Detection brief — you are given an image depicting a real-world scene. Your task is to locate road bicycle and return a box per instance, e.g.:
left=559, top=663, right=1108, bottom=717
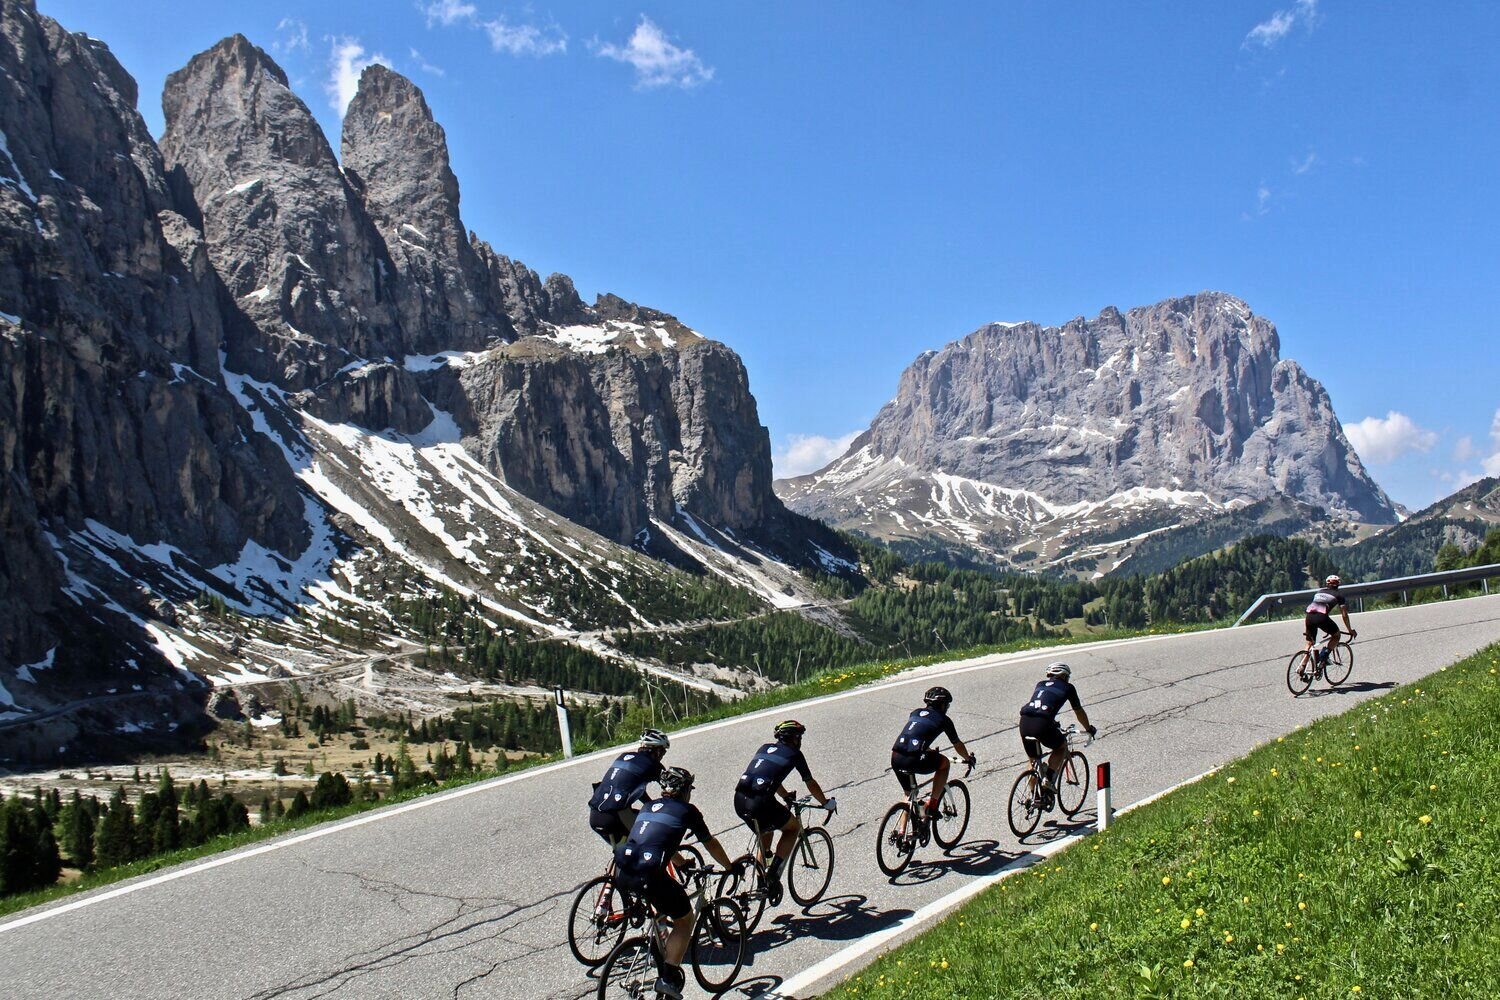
left=567, top=843, right=703, bottom=967
left=595, top=866, right=747, bottom=998
left=716, top=797, right=836, bottom=931
left=875, top=754, right=974, bottom=877
left=1006, top=725, right=1092, bottom=838
left=1287, top=632, right=1355, bottom=696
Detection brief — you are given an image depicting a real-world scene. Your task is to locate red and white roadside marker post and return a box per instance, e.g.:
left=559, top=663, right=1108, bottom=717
left=555, top=686, right=574, bottom=759
left=1097, top=761, right=1114, bottom=831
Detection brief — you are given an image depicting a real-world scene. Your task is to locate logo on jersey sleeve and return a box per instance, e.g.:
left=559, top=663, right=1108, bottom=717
left=650, top=803, right=663, bottom=812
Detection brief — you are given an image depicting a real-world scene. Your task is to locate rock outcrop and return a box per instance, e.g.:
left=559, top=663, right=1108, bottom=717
left=0, top=1, right=311, bottom=755
left=780, top=293, right=1399, bottom=573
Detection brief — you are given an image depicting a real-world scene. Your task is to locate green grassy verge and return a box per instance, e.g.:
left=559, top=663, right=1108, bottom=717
left=0, top=621, right=1209, bottom=919
left=825, top=644, right=1500, bottom=999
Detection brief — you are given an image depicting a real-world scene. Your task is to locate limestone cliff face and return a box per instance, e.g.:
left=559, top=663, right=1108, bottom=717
left=0, top=1, right=308, bottom=751
left=781, top=293, right=1398, bottom=572
left=165, top=49, right=792, bottom=548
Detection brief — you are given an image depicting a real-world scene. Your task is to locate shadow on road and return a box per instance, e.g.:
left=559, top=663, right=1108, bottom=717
left=1305, top=681, right=1396, bottom=697
left=1014, top=813, right=1094, bottom=847
left=743, top=893, right=914, bottom=954
left=731, top=974, right=785, bottom=997
left=889, top=838, right=1021, bottom=886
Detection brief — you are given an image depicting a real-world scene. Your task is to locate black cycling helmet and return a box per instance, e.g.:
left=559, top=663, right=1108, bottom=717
left=923, top=686, right=953, bottom=709
left=773, top=719, right=806, bottom=742
left=658, top=766, right=695, bottom=797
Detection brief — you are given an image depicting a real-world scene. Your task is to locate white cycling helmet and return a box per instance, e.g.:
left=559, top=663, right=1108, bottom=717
left=638, top=728, right=670, bottom=752
left=1046, top=662, right=1072, bottom=680
left=1325, top=575, right=1341, bottom=588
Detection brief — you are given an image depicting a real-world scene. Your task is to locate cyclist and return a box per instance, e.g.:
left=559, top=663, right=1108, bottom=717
left=1304, top=574, right=1356, bottom=666
left=733, top=720, right=837, bottom=904
left=587, top=728, right=670, bottom=848
left=890, top=686, right=976, bottom=828
left=615, top=766, right=734, bottom=1000
left=1018, top=663, right=1096, bottom=797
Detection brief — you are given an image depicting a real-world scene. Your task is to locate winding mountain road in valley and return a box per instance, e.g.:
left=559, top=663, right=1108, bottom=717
left=4, top=596, right=1498, bottom=999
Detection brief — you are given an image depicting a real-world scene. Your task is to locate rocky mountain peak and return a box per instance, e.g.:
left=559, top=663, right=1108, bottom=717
left=780, top=291, right=1399, bottom=575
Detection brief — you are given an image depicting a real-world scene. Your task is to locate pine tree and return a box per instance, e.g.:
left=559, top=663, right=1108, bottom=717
left=94, top=788, right=135, bottom=869
left=259, top=796, right=273, bottom=826
left=287, top=790, right=310, bottom=819
left=63, top=792, right=95, bottom=871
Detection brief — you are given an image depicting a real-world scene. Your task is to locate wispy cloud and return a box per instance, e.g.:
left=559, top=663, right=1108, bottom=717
left=273, top=17, right=310, bottom=56
left=484, top=17, right=568, bottom=57
left=1345, top=411, right=1438, bottom=464
left=594, top=16, right=713, bottom=89
left=1291, top=150, right=1319, bottom=175
left=326, top=37, right=390, bottom=115
left=773, top=432, right=860, bottom=478
left=1244, top=0, right=1320, bottom=49
left=411, top=48, right=445, bottom=76
left=422, top=0, right=477, bottom=27
left=1255, top=183, right=1273, bottom=216
left=1486, top=409, right=1500, bottom=477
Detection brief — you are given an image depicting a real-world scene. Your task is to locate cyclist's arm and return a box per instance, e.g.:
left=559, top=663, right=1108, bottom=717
left=943, top=715, right=974, bottom=763
left=1075, top=706, right=1093, bottom=731
left=804, top=777, right=830, bottom=807
left=1340, top=605, right=1353, bottom=634
left=951, top=737, right=974, bottom=763
left=686, top=808, right=734, bottom=868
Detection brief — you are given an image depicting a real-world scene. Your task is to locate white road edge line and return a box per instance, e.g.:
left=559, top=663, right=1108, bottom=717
left=776, top=766, right=1222, bottom=999
left=0, top=598, right=1464, bottom=935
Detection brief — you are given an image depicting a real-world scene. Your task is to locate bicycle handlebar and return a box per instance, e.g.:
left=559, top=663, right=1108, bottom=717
left=794, top=795, right=837, bottom=816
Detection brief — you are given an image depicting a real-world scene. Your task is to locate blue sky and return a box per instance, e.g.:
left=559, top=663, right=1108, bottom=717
left=43, top=0, right=1500, bottom=508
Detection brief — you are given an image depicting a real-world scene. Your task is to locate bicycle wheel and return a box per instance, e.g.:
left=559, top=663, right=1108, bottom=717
left=1007, top=771, right=1042, bottom=838
left=716, top=855, right=766, bottom=932
left=596, top=934, right=656, bottom=1000
left=1286, top=651, right=1313, bottom=696
left=671, top=844, right=704, bottom=884
left=875, top=802, right=916, bottom=877
left=788, top=826, right=835, bottom=906
left=568, top=874, right=630, bottom=967
left=1058, top=751, right=1091, bottom=817
left=1324, top=643, right=1354, bottom=686
left=932, top=779, right=970, bottom=849
left=691, top=897, right=747, bottom=994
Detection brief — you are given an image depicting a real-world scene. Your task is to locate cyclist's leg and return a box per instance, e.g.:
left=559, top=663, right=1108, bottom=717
left=638, top=870, right=693, bottom=996
left=927, top=754, right=951, bottom=813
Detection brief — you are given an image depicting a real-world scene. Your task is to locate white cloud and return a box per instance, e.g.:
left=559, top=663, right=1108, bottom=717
left=1454, top=435, right=1477, bottom=462
left=1245, top=0, right=1320, bottom=49
left=273, top=18, right=310, bottom=55
left=1345, top=411, right=1438, bottom=464
left=484, top=17, right=568, bottom=57
left=411, top=48, right=445, bottom=76
left=594, top=16, right=713, bottom=89
left=1292, top=151, right=1319, bottom=175
left=326, top=37, right=390, bottom=116
left=422, top=0, right=477, bottom=27
left=1256, top=183, right=1272, bottom=215
left=773, top=432, right=860, bottom=479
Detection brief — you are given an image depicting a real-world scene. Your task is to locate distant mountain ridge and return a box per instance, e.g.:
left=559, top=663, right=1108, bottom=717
left=778, top=292, right=1400, bottom=575
left=1339, top=477, right=1500, bottom=580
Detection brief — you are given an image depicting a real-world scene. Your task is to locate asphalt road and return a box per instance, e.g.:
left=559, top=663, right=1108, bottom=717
left=4, top=595, right=1499, bottom=1000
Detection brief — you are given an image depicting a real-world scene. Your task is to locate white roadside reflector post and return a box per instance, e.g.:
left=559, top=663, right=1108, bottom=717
left=555, top=686, right=574, bottom=759
left=1097, top=761, right=1113, bottom=831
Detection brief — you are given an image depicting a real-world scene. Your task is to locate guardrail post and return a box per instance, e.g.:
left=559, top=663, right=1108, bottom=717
left=1486, top=579, right=1491, bottom=595
left=1443, top=584, right=1449, bottom=598
left=554, top=686, right=574, bottom=759
left=1096, top=762, right=1113, bottom=831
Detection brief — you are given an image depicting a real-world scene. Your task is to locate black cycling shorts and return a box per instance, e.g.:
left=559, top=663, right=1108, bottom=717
left=589, top=807, right=636, bottom=847
left=1305, top=612, right=1339, bottom=643
left=733, top=790, right=792, bottom=833
left=618, top=866, right=690, bottom=920
left=1019, top=715, right=1065, bottom=759
left=891, top=749, right=943, bottom=775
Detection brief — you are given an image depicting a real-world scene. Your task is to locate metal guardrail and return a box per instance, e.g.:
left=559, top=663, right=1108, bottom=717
left=1234, top=563, right=1500, bottom=627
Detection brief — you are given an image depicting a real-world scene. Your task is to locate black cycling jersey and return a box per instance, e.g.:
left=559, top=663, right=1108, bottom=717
left=891, top=707, right=959, bottom=755
left=1019, top=678, right=1082, bottom=720
left=615, top=797, right=712, bottom=875
left=735, top=741, right=813, bottom=796
left=588, top=751, right=662, bottom=811
left=1305, top=589, right=1347, bottom=615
